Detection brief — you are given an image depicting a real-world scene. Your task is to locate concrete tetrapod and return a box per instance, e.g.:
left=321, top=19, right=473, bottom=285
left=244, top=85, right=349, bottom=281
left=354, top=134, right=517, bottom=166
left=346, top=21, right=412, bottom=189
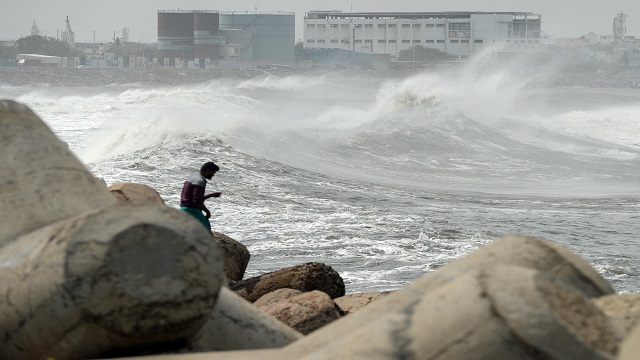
left=0, top=204, right=225, bottom=360
left=186, top=287, right=303, bottom=351
left=300, top=264, right=618, bottom=360
left=617, top=321, right=640, bottom=360
left=0, top=99, right=116, bottom=245
left=280, top=234, right=615, bottom=357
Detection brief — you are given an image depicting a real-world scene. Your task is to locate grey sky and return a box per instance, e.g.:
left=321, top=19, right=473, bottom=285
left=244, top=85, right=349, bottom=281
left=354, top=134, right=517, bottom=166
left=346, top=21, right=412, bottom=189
left=2, top=0, right=639, bottom=43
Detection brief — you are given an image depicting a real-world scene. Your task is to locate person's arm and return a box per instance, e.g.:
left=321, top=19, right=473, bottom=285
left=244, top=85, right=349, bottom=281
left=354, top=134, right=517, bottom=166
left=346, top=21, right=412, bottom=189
left=205, top=192, right=222, bottom=199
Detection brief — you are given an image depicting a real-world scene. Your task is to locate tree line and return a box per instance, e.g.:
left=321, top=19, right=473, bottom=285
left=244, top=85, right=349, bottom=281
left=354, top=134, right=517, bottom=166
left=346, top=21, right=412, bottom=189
left=0, top=35, right=152, bottom=62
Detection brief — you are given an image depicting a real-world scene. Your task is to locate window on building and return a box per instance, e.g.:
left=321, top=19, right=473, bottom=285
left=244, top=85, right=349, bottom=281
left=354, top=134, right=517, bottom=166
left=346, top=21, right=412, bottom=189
left=331, top=24, right=338, bottom=28
left=341, top=39, right=350, bottom=43
left=378, top=24, right=386, bottom=28
left=413, top=40, right=420, bottom=43
left=436, top=24, right=445, bottom=28
left=402, top=24, right=411, bottom=28
left=318, top=24, right=326, bottom=28
left=413, top=24, right=420, bottom=28
left=364, top=39, right=373, bottom=43
left=378, top=39, right=386, bottom=43
left=355, top=39, right=362, bottom=43
left=425, top=40, right=434, bottom=43
left=449, top=23, right=471, bottom=30
left=331, top=39, right=338, bottom=43
left=437, top=39, right=445, bottom=43
left=388, top=24, right=396, bottom=28
left=461, top=39, right=469, bottom=43
left=307, top=39, right=315, bottom=43
left=450, top=39, right=459, bottom=43
left=365, top=24, right=373, bottom=28
left=402, top=40, right=410, bottom=43
left=317, top=39, right=325, bottom=43
left=341, top=24, right=349, bottom=28
left=307, top=24, right=315, bottom=28
left=389, top=39, right=396, bottom=43
left=354, top=24, right=362, bottom=28
left=425, top=24, right=435, bottom=28
left=474, top=39, right=483, bottom=43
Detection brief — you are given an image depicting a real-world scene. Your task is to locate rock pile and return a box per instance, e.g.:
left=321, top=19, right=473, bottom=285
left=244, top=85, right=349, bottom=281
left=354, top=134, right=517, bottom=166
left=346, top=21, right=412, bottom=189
left=2, top=99, right=640, bottom=360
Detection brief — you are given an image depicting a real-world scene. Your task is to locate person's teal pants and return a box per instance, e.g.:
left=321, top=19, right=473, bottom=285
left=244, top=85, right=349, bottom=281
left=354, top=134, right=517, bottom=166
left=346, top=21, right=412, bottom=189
left=180, top=206, right=211, bottom=231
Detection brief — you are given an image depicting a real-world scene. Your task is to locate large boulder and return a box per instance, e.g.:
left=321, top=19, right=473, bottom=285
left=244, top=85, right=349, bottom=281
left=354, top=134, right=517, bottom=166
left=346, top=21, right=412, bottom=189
left=258, top=290, right=343, bottom=335
left=212, top=232, right=250, bottom=282
left=108, top=182, right=165, bottom=204
left=254, top=288, right=304, bottom=308
left=230, top=262, right=345, bottom=302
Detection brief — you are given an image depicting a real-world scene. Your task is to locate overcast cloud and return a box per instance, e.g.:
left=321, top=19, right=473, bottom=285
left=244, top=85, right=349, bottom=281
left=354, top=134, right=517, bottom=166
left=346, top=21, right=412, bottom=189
left=1, top=0, right=638, bottom=43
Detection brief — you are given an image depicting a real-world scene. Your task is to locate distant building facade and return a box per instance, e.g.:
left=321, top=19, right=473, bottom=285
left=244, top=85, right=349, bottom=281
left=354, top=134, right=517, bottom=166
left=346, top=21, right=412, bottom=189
left=219, top=11, right=295, bottom=62
left=157, top=10, right=295, bottom=68
left=303, top=11, right=543, bottom=59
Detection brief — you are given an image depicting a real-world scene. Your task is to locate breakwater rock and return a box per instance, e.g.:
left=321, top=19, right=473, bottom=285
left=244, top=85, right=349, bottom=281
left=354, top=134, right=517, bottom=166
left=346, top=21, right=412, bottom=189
left=2, top=99, right=640, bottom=360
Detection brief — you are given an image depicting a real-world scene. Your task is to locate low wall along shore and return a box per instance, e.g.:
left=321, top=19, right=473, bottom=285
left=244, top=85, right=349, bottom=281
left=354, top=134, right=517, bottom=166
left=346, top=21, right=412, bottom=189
left=2, top=99, right=640, bottom=360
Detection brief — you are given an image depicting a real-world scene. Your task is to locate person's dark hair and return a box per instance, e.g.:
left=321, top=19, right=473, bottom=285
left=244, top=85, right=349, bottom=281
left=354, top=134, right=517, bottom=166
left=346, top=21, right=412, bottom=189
left=201, top=161, right=219, bottom=172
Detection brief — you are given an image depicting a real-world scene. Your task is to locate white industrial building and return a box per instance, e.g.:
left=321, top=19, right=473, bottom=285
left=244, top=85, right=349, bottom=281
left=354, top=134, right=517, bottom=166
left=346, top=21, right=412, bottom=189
left=303, top=11, right=543, bottom=59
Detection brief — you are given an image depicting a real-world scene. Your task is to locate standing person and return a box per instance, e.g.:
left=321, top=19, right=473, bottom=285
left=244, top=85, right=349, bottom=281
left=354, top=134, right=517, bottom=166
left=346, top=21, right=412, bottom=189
left=180, top=161, right=222, bottom=231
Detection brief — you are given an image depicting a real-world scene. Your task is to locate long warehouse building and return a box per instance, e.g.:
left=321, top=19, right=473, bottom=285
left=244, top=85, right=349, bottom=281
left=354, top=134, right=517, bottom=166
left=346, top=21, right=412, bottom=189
left=303, top=11, right=543, bottom=59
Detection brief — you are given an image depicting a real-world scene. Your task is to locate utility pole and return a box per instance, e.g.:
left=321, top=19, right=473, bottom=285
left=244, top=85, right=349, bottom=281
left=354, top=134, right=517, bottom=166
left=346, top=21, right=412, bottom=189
left=93, top=31, right=96, bottom=44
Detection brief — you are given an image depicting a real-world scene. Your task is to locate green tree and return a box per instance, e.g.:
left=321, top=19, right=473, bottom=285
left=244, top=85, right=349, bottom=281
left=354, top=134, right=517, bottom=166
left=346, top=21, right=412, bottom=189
left=14, top=35, right=82, bottom=58
left=398, top=45, right=456, bottom=62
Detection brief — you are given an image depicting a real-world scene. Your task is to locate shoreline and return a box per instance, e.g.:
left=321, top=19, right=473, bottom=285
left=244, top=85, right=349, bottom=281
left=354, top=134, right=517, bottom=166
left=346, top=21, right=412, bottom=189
left=1, top=66, right=640, bottom=88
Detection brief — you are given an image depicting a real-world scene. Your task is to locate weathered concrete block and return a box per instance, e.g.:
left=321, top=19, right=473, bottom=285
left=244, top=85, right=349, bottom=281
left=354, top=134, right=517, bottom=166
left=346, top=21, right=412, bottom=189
left=230, top=262, right=345, bottom=302
left=334, top=291, right=392, bottom=315
left=0, top=204, right=225, bottom=360
left=594, top=294, right=640, bottom=338
left=259, top=290, right=343, bottom=335
left=212, top=232, right=250, bottom=282
left=281, top=235, right=615, bottom=357
left=186, top=287, right=303, bottom=351
left=297, top=265, right=618, bottom=359
left=618, top=321, right=640, bottom=360
left=0, top=100, right=115, bottom=245
left=108, top=182, right=165, bottom=204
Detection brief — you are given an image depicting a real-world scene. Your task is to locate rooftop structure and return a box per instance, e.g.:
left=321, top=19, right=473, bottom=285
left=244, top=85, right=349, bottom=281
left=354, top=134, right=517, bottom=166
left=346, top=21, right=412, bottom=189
left=304, top=11, right=543, bottom=59
left=61, top=16, right=75, bottom=48
left=31, top=20, right=39, bottom=36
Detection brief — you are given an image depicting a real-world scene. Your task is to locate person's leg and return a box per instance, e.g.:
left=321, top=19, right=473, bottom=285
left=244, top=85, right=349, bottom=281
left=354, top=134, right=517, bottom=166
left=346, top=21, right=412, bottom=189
left=180, top=206, right=211, bottom=231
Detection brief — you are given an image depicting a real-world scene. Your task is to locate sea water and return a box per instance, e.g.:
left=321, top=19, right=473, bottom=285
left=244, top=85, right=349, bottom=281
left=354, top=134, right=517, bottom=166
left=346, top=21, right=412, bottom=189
left=2, top=59, right=640, bottom=294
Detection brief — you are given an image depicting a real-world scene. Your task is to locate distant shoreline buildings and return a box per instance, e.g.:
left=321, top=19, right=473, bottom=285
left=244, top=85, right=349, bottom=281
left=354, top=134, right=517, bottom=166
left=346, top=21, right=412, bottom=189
left=2, top=9, right=639, bottom=69
left=303, top=11, right=546, bottom=60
